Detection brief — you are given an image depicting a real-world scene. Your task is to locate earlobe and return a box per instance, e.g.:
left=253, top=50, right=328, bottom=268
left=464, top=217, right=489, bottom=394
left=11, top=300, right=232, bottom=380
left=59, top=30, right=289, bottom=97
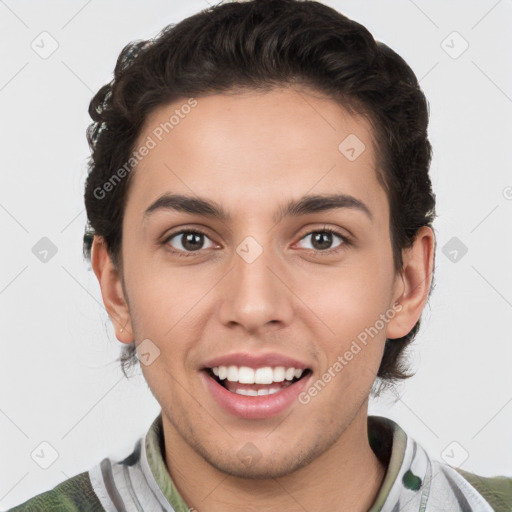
left=386, top=226, right=435, bottom=340
left=91, top=236, right=134, bottom=344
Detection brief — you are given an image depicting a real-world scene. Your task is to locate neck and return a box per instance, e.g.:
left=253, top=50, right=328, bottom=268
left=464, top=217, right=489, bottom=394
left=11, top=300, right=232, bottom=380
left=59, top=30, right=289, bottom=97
left=162, top=404, right=386, bottom=512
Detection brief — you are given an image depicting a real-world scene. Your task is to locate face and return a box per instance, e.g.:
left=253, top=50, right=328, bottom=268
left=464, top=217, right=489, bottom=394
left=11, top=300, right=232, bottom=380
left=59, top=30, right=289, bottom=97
left=116, top=87, right=404, bottom=478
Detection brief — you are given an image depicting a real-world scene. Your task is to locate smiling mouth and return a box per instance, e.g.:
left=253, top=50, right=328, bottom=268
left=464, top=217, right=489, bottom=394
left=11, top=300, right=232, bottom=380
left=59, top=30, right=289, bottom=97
left=205, top=365, right=312, bottom=396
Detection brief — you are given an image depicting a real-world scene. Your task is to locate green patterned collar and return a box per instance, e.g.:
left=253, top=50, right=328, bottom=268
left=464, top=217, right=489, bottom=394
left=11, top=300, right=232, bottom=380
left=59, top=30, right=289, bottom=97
left=143, top=412, right=406, bottom=511
left=145, top=413, right=190, bottom=511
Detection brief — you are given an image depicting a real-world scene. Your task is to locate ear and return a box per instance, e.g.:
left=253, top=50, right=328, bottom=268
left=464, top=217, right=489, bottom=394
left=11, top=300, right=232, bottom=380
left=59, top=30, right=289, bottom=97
left=386, top=226, right=435, bottom=339
left=91, top=236, right=134, bottom=344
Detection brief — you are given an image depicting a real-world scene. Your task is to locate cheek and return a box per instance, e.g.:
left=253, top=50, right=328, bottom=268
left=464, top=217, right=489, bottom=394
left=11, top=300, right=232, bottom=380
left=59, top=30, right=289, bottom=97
left=308, top=264, right=394, bottom=331
left=124, top=249, right=205, bottom=325
left=123, top=259, right=217, bottom=370
left=300, top=261, right=394, bottom=385
left=304, top=278, right=390, bottom=405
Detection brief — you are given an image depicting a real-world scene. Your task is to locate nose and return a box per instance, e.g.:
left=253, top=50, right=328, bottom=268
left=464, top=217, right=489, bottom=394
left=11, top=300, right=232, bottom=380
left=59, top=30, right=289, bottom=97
left=217, top=238, right=294, bottom=334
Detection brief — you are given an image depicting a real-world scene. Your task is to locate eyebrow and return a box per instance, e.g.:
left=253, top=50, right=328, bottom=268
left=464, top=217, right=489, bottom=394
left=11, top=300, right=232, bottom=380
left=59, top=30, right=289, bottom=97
left=143, top=193, right=373, bottom=223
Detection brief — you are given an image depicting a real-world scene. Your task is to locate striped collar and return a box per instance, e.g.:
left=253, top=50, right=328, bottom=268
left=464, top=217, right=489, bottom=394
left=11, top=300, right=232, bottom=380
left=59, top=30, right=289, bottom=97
left=88, top=413, right=493, bottom=511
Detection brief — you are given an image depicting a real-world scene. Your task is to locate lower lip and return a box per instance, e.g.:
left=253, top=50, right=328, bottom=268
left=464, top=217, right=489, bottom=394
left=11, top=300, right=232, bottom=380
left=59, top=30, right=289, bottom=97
left=202, top=371, right=311, bottom=420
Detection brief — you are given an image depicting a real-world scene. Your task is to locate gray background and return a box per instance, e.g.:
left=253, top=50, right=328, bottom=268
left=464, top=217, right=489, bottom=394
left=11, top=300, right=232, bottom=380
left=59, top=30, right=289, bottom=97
left=1, top=0, right=511, bottom=509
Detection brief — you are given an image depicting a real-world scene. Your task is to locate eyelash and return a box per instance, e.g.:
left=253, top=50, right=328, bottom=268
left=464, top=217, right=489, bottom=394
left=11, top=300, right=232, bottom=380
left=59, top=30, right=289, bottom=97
left=162, top=227, right=351, bottom=259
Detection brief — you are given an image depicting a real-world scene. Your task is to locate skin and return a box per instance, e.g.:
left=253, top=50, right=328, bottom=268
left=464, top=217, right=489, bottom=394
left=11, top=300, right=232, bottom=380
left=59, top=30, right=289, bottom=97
left=92, top=86, right=434, bottom=512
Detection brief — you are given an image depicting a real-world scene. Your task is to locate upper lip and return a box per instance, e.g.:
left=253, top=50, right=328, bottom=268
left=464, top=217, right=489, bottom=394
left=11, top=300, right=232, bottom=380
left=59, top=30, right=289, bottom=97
left=202, top=352, right=310, bottom=370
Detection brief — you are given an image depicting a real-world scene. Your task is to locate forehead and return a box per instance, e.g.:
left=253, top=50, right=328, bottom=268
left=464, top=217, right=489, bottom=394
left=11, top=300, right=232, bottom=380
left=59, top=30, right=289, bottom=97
left=127, top=87, right=387, bottom=224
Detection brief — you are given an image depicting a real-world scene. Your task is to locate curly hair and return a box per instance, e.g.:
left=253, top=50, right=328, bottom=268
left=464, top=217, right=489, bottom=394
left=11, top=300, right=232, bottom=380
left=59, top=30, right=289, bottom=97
left=83, top=0, right=436, bottom=386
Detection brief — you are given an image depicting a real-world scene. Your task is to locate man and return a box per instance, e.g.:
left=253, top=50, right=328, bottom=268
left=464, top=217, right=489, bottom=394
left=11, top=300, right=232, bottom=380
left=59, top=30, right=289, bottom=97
left=9, top=0, right=511, bottom=510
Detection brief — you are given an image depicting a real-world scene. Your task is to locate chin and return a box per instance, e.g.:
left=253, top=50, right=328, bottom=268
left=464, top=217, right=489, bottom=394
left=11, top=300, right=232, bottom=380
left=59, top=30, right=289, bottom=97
left=210, top=457, right=307, bottom=480
left=199, top=439, right=326, bottom=480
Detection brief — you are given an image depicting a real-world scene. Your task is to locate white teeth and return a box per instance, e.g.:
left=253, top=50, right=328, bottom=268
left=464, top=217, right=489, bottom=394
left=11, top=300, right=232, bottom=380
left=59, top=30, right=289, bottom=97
left=272, top=366, right=285, bottom=382
left=285, top=367, right=295, bottom=381
left=238, top=366, right=255, bottom=384
left=233, top=385, right=289, bottom=396
left=227, top=365, right=238, bottom=382
left=255, top=367, right=273, bottom=384
left=256, top=387, right=282, bottom=396
left=232, top=388, right=258, bottom=396
left=211, top=365, right=306, bottom=384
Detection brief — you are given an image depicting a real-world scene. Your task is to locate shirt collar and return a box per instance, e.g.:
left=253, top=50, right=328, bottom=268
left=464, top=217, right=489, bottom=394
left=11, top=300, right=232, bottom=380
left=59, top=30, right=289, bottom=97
left=367, top=415, right=409, bottom=511
left=145, top=413, right=189, bottom=511
left=144, top=412, right=408, bottom=511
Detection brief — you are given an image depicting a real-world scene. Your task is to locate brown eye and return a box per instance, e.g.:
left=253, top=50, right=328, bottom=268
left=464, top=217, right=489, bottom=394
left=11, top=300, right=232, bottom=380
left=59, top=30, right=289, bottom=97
left=165, top=230, right=215, bottom=253
left=297, top=229, right=346, bottom=252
